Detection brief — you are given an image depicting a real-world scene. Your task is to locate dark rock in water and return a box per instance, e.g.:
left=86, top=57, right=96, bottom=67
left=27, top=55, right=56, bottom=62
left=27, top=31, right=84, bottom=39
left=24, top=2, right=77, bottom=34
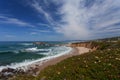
left=33, top=42, right=52, bottom=46
left=1, top=68, right=15, bottom=73
left=0, top=68, right=25, bottom=79
left=0, top=68, right=15, bottom=79
left=33, top=42, right=46, bottom=45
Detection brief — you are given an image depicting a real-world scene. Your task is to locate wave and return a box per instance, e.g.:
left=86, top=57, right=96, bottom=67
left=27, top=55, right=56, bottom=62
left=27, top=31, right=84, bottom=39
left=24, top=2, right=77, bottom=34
left=0, top=50, right=20, bottom=54
left=19, top=43, right=33, bottom=46
left=22, top=47, right=51, bottom=53
left=0, top=47, right=50, bottom=53
left=0, top=46, right=72, bottom=72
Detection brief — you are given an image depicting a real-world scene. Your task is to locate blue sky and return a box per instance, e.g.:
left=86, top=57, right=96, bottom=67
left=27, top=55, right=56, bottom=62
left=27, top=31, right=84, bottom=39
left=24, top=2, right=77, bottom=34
left=0, top=0, right=120, bottom=41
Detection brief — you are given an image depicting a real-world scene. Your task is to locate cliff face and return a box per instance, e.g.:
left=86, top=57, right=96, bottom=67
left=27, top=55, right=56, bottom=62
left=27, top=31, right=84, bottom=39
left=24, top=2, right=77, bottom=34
left=70, top=42, right=99, bottom=51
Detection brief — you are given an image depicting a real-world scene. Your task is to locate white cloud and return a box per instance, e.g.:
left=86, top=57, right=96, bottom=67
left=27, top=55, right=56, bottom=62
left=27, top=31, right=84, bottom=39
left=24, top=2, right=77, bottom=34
left=54, top=0, right=91, bottom=39
left=30, top=32, right=37, bottom=35
left=94, top=19, right=120, bottom=29
left=31, top=0, right=55, bottom=26
left=25, top=0, right=120, bottom=40
left=53, top=0, right=120, bottom=39
left=32, top=29, right=51, bottom=33
left=37, top=23, right=51, bottom=27
left=0, top=15, right=34, bottom=27
left=38, top=30, right=51, bottom=32
left=5, top=35, right=16, bottom=38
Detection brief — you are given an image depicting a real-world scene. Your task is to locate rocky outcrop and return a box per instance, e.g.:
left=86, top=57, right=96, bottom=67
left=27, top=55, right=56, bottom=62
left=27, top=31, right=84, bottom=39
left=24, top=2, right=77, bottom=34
left=70, top=42, right=99, bottom=51
left=0, top=68, right=25, bottom=79
left=33, top=42, right=66, bottom=47
left=33, top=42, right=51, bottom=46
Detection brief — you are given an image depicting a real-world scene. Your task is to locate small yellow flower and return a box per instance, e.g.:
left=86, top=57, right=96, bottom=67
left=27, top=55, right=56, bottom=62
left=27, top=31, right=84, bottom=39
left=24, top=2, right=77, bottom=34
left=64, top=66, right=66, bottom=69
left=115, top=58, right=120, bottom=60
left=85, top=65, right=88, bottom=67
left=94, top=61, right=97, bottom=64
left=108, top=63, right=111, bottom=66
left=95, top=56, right=99, bottom=59
left=84, top=60, right=86, bottom=63
left=57, top=72, right=61, bottom=75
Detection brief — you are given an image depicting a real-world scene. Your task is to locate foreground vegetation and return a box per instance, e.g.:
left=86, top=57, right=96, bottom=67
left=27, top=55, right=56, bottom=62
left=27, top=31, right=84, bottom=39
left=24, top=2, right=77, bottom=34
left=8, top=37, right=120, bottom=80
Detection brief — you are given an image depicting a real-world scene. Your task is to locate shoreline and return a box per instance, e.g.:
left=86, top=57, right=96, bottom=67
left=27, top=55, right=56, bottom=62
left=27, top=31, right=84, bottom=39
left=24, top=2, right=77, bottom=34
left=26, top=47, right=90, bottom=75
left=0, top=47, right=90, bottom=78
left=0, top=46, right=72, bottom=72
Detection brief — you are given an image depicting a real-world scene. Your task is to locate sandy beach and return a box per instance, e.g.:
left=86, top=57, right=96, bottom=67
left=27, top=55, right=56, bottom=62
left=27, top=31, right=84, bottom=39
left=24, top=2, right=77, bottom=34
left=27, top=47, right=90, bottom=75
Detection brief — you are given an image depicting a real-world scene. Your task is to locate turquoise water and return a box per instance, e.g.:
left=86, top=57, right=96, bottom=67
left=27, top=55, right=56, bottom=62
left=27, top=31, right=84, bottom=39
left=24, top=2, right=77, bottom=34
left=0, top=41, right=72, bottom=70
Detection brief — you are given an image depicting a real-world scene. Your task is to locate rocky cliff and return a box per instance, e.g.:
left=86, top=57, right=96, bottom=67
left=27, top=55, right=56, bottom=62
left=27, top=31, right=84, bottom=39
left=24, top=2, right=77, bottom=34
left=70, top=42, right=99, bottom=51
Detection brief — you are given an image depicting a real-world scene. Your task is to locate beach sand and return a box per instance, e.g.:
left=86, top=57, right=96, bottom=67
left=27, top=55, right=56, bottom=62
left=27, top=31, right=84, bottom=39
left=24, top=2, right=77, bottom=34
left=26, top=47, right=90, bottom=75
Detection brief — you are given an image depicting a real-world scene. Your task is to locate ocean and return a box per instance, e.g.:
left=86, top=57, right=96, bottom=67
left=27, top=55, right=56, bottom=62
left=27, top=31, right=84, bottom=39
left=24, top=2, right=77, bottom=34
left=0, top=41, right=72, bottom=71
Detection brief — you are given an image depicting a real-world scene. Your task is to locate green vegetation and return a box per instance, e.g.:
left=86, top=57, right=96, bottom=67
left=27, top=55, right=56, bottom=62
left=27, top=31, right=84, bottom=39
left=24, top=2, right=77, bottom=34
left=9, top=38, right=120, bottom=80
left=91, top=40, right=120, bottom=50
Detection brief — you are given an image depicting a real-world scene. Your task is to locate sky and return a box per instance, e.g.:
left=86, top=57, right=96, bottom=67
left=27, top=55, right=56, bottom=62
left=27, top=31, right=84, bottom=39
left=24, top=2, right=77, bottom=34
left=0, top=0, right=120, bottom=41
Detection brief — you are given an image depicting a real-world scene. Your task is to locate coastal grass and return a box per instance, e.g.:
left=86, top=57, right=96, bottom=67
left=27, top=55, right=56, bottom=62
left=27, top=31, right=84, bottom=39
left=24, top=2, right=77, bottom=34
left=10, top=40, right=120, bottom=80
left=35, top=48, right=120, bottom=80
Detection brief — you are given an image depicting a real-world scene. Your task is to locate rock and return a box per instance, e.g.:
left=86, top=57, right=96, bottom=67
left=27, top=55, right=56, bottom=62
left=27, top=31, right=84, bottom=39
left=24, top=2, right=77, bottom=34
left=0, top=68, right=15, bottom=79
left=70, top=42, right=98, bottom=50
left=33, top=42, right=46, bottom=45
left=1, top=68, right=15, bottom=73
left=2, top=72, right=13, bottom=76
left=33, top=42, right=52, bottom=46
left=0, top=68, right=25, bottom=79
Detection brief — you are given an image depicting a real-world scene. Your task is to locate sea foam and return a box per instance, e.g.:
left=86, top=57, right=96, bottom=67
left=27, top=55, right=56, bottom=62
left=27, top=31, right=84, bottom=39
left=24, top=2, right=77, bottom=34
left=24, top=47, right=51, bottom=52
left=0, top=46, right=72, bottom=72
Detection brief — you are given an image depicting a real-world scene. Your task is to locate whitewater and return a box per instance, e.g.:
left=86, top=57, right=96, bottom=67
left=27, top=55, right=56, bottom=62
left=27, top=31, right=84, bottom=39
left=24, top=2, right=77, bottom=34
left=0, top=42, right=72, bottom=72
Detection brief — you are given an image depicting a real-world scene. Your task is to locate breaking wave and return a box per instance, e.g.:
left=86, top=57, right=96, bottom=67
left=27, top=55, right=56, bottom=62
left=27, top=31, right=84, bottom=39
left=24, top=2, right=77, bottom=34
left=0, top=46, right=72, bottom=72
left=23, top=47, right=51, bottom=52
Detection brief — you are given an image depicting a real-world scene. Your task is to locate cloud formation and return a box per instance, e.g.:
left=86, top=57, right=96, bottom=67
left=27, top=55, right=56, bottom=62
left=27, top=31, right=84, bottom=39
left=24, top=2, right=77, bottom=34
left=32, top=29, right=52, bottom=33
left=5, top=35, right=16, bottom=38
left=53, top=0, right=120, bottom=39
left=27, top=0, right=120, bottom=40
left=54, top=0, right=90, bottom=39
left=30, top=32, right=37, bottom=35
left=30, top=0, right=55, bottom=26
left=0, top=15, right=34, bottom=27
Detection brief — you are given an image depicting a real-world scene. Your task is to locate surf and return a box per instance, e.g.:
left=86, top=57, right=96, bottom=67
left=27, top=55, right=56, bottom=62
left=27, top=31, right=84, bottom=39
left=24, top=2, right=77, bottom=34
left=0, top=41, right=72, bottom=72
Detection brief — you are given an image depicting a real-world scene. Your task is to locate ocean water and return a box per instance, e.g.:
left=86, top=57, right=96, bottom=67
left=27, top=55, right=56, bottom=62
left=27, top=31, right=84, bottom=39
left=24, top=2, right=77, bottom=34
left=0, top=41, right=72, bottom=71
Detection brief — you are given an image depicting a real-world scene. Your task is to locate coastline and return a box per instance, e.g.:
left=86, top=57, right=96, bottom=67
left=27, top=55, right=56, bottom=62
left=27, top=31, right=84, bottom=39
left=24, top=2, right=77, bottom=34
left=0, top=46, right=90, bottom=79
left=0, top=46, right=72, bottom=72
left=26, top=47, right=90, bottom=75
